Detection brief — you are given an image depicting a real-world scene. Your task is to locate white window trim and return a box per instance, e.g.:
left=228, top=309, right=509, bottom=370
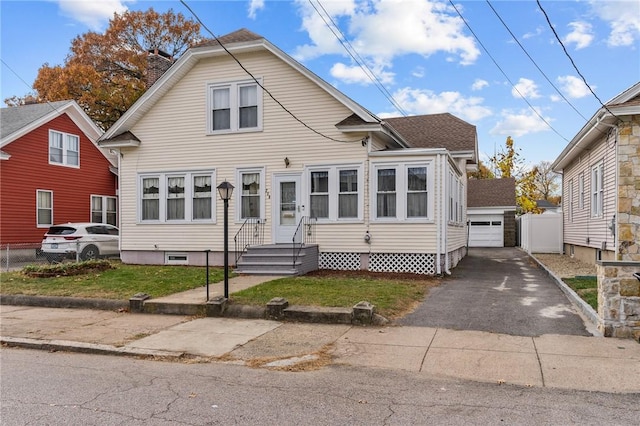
left=36, top=189, right=53, bottom=228
left=304, top=164, right=364, bottom=223
left=138, top=170, right=216, bottom=223
left=49, top=129, right=80, bottom=168
left=90, top=195, right=117, bottom=225
left=235, top=167, right=266, bottom=222
left=578, top=173, right=584, bottom=210
left=207, top=79, right=263, bottom=134
left=370, top=160, right=434, bottom=222
left=568, top=179, right=574, bottom=223
left=591, top=161, right=604, bottom=218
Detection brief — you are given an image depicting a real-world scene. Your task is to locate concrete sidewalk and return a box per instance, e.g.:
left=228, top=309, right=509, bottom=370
left=2, top=304, right=639, bottom=394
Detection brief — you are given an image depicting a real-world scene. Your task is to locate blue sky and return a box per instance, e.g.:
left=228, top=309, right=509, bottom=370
left=1, top=0, right=639, bottom=167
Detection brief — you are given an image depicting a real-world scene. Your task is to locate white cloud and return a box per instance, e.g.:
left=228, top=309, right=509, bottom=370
left=563, top=21, right=594, bottom=50
left=522, top=26, right=544, bottom=40
left=412, top=66, right=425, bottom=78
left=248, top=0, right=265, bottom=20
left=472, top=79, right=488, bottom=91
left=490, top=109, right=551, bottom=137
left=557, top=75, right=592, bottom=99
left=330, top=62, right=395, bottom=85
left=57, top=0, right=129, bottom=31
left=293, top=0, right=480, bottom=85
left=512, top=78, right=541, bottom=99
left=589, top=0, right=640, bottom=47
left=390, top=87, right=492, bottom=122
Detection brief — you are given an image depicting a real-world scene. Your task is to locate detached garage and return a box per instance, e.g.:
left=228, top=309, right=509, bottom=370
left=467, top=178, right=516, bottom=248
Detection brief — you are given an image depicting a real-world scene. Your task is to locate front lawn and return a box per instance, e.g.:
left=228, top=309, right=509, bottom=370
left=231, top=270, right=438, bottom=319
left=1, top=261, right=221, bottom=300
left=563, top=276, right=598, bottom=310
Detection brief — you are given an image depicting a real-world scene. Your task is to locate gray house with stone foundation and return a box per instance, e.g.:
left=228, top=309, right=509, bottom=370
left=552, top=81, right=640, bottom=339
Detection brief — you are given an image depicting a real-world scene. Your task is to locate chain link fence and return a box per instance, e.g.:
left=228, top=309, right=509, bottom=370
left=1, top=241, right=120, bottom=272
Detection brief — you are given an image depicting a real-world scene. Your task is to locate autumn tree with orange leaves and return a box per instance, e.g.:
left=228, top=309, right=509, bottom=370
left=11, top=8, right=202, bottom=129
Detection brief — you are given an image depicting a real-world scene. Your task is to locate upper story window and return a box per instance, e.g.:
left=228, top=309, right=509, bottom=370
left=208, top=80, right=262, bottom=134
left=139, top=171, right=216, bottom=223
left=49, top=130, right=79, bottom=167
left=591, top=161, right=604, bottom=218
left=372, top=161, right=433, bottom=222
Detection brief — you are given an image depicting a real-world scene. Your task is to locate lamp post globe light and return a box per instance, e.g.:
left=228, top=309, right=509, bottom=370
left=217, top=181, right=234, bottom=300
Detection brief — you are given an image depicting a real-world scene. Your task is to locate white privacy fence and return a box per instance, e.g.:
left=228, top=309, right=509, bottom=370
left=519, top=213, right=563, bottom=254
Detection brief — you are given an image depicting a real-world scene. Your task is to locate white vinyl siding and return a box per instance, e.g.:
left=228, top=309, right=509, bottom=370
left=36, top=190, right=53, bottom=227
left=207, top=79, right=262, bottom=134
left=49, top=130, right=79, bottom=167
left=139, top=171, right=216, bottom=223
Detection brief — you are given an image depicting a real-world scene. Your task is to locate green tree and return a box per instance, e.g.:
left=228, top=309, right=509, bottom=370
left=490, top=136, right=541, bottom=214
left=10, top=8, right=202, bottom=129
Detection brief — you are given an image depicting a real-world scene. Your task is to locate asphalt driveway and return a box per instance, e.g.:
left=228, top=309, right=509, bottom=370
left=398, top=247, right=592, bottom=337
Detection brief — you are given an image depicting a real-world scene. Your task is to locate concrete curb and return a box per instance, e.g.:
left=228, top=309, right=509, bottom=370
left=1, top=336, right=184, bottom=359
left=0, top=294, right=128, bottom=311
left=528, top=253, right=601, bottom=334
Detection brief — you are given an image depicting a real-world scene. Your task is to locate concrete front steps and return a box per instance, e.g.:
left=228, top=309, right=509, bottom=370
left=234, top=244, right=318, bottom=276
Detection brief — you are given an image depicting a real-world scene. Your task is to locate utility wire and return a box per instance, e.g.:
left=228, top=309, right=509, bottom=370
left=180, top=0, right=363, bottom=144
left=486, top=0, right=590, bottom=123
left=447, top=0, right=570, bottom=142
left=311, top=0, right=408, bottom=116
left=536, top=0, right=619, bottom=119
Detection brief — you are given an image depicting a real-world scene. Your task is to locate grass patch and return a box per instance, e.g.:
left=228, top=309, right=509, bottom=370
left=1, top=261, right=225, bottom=300
left=563, top=276, right=598, bottom=310
left=231, top=270, right=439, bottom=319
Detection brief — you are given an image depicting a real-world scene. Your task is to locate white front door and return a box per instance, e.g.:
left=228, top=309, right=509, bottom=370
left=274, top=173, right=302, bottom=243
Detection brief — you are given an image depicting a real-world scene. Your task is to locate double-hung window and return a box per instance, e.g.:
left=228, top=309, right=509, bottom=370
left=208, top=80, right=262, bottom=133
left=310, top=171, right=329, bottom=219
left=239, top=170, right=262, bottom=219
left=568, top=179, right=574, bottom=222
left=591, top=162, right=604, bottom=217
left=373, top=162, right=432, bottom=221
left=140, top=171, right=216, bottom=223
left=37, top=190, right=53, bottom=227
left=578, top=173, right=584, bottom=209
left=91, top=195, right=117, bottom=225
left=338, top=170, right=358, bottom=218
left=49, top=130, right=79, bottom=167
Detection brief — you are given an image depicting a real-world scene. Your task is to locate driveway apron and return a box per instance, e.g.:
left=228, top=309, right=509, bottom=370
left=398, top=248, right=591, bottom=336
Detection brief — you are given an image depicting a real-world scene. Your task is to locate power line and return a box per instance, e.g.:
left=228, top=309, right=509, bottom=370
left=447, top=0, right=570, bottom=142
left=310, top=0, right=408, bottom=116
left=180, top=0, right=364, bottom=144
left=536, top=0, right=619, bottom=120
left=485, top=0, right=590, bottom=123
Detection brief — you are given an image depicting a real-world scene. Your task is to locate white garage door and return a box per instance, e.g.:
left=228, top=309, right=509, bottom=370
left=468, top=214, right=504, bottom=247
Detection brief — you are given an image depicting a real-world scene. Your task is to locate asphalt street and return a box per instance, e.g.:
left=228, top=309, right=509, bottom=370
left=398, top=247, right=592, bottom=336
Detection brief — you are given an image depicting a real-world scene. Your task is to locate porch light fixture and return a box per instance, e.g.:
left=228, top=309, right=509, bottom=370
left=217, top=181, right=234, bottom=299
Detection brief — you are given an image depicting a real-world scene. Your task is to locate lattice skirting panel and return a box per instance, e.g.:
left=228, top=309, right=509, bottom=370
left=370, top=253, right=437, bottom=275
left=319, top=252, right=361, bottom=270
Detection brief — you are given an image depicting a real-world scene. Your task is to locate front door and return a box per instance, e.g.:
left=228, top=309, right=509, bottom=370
left=274, top=173, right=302, bottom=243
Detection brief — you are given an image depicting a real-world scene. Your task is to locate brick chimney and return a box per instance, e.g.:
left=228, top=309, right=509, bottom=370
left=146, top=49, right=173, bottom=88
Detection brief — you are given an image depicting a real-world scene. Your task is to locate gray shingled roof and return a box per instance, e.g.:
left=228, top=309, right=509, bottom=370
left=384, top=113, right=476, bottom=151
left=195, top=28, right=264, bottom=48
left=1, top=101, right=71, bottom=140
left=467, top=178, right=516, bottom=208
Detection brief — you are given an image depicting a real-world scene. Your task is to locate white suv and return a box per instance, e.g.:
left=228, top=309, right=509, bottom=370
left=41, top=223, right=119, bottom=262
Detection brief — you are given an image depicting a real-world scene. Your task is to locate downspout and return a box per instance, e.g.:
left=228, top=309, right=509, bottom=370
left=442, top=154, right=451, bottom=275
left=435, top=153, right=442, bottom=275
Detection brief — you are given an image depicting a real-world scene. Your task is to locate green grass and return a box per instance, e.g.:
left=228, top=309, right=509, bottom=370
left=231, top=271, right=438, bottom=319
left=563, top=276, right=598, bottom=310
left=0, top=261, right=225, bottom=300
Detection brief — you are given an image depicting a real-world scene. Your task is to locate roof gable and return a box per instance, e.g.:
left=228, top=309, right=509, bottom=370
left=467, top=178, right=516, bottom=208
left=102, top=29, right=380, bottom=141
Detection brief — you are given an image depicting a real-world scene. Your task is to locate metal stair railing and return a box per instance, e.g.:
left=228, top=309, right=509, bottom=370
left=292, top=216, right=316, bottom=269
left=234, top=218, right=265, bottom=264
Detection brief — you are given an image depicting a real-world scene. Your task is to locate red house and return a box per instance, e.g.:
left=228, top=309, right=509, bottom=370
left=0, top=101, right=118, bottom=247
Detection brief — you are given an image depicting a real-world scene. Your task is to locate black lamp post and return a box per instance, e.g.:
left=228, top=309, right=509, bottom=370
left=217, top=181, right=234, bottom=299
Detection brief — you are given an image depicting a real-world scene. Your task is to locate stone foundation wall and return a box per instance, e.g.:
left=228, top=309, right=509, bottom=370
left=616, top=116, right=640, bottom=261
left=597, top=261, right=640, bottom=340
